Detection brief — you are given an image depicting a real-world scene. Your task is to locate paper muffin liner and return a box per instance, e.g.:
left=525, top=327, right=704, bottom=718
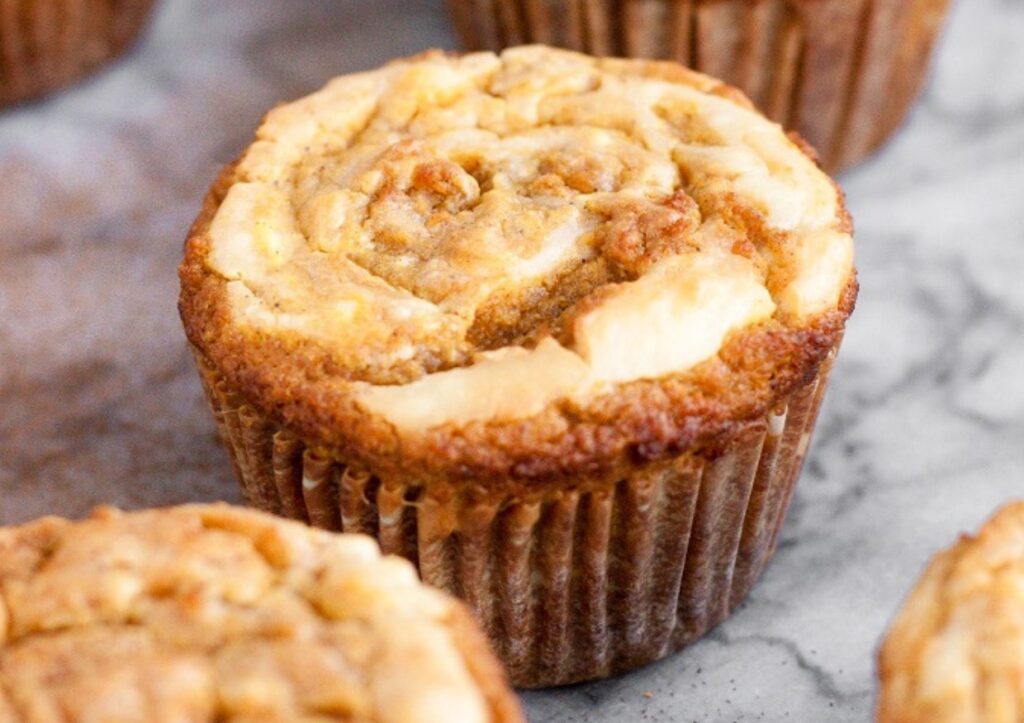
left=0, top=0, right=156, bottom=107
left=193, top=345, right=838, bottom=688
left=443, top=0, right=950, bottom=171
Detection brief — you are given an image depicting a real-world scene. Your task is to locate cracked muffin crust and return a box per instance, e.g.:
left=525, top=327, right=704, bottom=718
left=0, top=505, right=523, bottom=723
left=179, top=46, right=856, bottom=686
left=878, top=502, right=1024, bottom=723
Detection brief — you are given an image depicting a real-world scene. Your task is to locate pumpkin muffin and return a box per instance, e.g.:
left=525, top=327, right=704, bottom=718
left=0, top=0, right=155, bottom=107
left=179, top=45, right=857, bottom=687
left=0, top=504, right=523, bottom=722
left=878, top=501, right=1024, bottom=723
left=444, top=0, right=951, bottom=172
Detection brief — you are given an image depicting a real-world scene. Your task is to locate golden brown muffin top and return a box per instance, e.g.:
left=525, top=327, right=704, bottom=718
left=878, top=501, right=1024, bottom=723
left=0, top=505, right=522, bottom=723
left=180, top=46, right=855, bottom=482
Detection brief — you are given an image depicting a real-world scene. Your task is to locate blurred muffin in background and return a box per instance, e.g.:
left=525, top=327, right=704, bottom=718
left=878, top=501, right=1024, bottom=723
left=0, top=0, right=155, bottom=107
left=444, top=0, right=951, bottom=172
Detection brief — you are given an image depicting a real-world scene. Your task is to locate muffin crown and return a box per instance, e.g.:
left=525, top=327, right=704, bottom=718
left=180, top=46, right=856, bottom=482
left=0, top=505, right=521, bottom=722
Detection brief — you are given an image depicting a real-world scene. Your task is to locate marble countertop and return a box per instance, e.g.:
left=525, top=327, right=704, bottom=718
left=1, top=1, right=1022, bottom=720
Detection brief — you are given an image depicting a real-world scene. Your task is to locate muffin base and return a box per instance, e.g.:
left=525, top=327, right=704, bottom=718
left=444, top=0, right=951, bottom=171
left=193, top=343, right=839, bottom=688
left=0, top=0, right=156, bottom=107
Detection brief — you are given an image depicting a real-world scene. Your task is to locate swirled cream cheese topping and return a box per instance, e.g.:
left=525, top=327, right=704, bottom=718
left=205, top=46, right=854, bottom=432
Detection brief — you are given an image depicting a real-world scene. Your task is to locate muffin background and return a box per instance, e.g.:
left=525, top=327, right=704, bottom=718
left=444, top=0, right=952, bottom=171
left=0, top=0, right=155, bottom=107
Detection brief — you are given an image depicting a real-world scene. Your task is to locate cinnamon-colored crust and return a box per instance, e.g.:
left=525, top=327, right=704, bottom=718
left=179, top=50, right=857, bottom=492
left=877, top=502, right=1024, bottom=723
left=0, top=504, right=523, bottom=722
left=0, top=0, right=155, bottom=107
left=444, top=0, right=952, bottom=171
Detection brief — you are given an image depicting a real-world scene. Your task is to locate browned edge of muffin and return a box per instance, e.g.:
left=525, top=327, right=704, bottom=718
left=178, top=53, right=858, bottom=492
left=445, top=601, right=529, bottom=717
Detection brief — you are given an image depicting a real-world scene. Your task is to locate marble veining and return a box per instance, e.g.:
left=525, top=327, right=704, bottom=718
left=1, top=1, right=1022, bottom=720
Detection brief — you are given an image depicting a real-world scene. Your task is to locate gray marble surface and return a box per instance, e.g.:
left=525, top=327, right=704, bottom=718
left=1, top=1, right=1022, bottom=720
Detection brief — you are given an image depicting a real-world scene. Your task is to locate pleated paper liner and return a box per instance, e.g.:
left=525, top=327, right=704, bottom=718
left=443, top=0, right=950, bottom=172
left=194, top=345, right=838, bottom=688
left=0, top=0, right=156, bottom=107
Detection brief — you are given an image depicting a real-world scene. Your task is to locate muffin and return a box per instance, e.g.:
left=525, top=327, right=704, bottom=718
left=179, top=46, right=857, bottom=687
left=444, top=0, right=952, bottom=172
left=0, top=0, right=155, bottom=107
left=878, top=502, right=1024, bottom=722
left=0, top=504, right=523, bottom=722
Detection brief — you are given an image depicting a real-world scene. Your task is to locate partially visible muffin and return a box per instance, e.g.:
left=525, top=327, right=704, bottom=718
left=878, top=502, right=1024, bottom=723
left=0, top=504, right=523, bottom=722
left=0, top=0, right=156, bottom=107
left=444, top=0, right=952, bottom=171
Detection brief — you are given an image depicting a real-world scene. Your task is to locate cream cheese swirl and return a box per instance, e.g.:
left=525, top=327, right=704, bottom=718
left=205, top=46, right=854, bottom=431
